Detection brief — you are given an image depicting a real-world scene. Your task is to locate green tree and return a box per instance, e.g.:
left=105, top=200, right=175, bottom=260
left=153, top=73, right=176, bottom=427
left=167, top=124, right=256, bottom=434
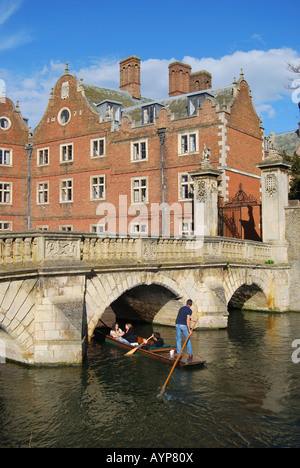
left=287, top=152, right=300, bottom=200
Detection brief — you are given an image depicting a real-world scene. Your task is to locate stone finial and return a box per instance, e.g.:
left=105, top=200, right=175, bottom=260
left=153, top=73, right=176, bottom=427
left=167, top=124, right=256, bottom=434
left=65, top=62, right=69, bottom=73
left=2, top=84, right=5, bottom=98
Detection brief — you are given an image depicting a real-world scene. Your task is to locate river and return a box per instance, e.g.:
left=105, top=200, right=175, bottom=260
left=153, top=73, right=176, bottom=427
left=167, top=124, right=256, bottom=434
left=0, top=310, right=299, bottom=448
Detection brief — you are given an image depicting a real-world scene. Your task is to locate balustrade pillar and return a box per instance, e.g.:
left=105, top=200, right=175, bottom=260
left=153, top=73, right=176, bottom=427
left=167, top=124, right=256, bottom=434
left=189, top=151, right=221, bottom=237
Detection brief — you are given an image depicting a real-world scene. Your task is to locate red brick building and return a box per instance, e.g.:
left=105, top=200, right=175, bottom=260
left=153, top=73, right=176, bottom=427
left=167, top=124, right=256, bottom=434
left=0, top=56, right=264, bottom=239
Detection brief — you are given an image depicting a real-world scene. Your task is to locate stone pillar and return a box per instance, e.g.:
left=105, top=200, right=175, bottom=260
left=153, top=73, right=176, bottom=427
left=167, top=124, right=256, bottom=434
left=189, top=145, right=221, bottom=237
left=256, top=134, right=292, bottom=261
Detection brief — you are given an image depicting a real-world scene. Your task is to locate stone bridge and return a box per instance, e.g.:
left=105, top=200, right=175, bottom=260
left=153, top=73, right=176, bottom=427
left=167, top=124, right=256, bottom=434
left=0, top=232, right=290, bottom=365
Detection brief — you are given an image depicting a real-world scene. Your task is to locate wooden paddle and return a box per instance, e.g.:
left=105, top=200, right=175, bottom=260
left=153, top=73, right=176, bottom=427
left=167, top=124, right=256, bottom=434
left=159, top=310, right=203, bottom=396
left=124, top=335, right=153, bottom=356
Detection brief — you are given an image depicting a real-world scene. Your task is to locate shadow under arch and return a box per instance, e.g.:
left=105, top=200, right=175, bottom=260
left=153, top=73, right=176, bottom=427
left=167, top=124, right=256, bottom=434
left=109, top=283, right=182, bottom=324
left=228, top=283, right=269, bottom=311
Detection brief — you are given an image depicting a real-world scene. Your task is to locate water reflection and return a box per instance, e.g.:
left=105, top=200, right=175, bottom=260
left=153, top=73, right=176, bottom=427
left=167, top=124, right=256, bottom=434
left=0, top=311, right=299, bottom=448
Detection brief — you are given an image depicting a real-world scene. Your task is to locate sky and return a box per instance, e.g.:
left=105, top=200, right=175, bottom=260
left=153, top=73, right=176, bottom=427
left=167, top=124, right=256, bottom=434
left=0, top=0, right=299, bottom=135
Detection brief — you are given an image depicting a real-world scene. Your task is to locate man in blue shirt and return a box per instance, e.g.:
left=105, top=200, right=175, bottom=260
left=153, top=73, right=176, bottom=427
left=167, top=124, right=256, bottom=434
left=175, top=299, right=194, bottom=359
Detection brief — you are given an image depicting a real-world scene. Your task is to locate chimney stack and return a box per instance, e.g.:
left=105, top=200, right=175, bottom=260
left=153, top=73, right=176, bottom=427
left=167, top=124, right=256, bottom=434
left=168, top=61, right=191, bottom=97
left=120, top=56, right=141, bottom=100
left=190, top=70, right=212, bottom=92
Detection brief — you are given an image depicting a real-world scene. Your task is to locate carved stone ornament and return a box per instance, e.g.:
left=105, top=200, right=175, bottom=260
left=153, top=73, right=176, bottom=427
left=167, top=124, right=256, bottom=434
left=45, top=240, right=79, bottom=259
left=201, top=144, right=210, bottom=167
left=61, top=81, right=69, bottom=100
left=197, top=180, right=207, bottom=202
left=265, top=173, right=277, bottom=196
left=141, top=240, right=157, bottom=260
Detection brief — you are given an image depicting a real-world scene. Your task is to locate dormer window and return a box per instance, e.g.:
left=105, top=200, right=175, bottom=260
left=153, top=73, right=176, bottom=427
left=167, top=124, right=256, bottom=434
left=187, top=92, right=213, bottom=116
left=142, top=103, right=164, bottom=125
left=97, top=100, right=122, bottom=124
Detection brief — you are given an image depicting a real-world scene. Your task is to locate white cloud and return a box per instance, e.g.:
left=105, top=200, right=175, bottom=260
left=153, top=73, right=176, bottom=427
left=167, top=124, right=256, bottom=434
left=0, top=30, right=32, bottom=51
left=0, top=0, right=23, bottom=26
left=0, top=0, right=33, bottom=51
left=182, top=48, right=298, bottom=105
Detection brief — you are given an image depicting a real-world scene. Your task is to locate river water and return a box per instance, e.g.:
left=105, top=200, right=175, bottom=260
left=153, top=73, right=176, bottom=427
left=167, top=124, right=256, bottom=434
left=0, top=310, right=299, bottom=449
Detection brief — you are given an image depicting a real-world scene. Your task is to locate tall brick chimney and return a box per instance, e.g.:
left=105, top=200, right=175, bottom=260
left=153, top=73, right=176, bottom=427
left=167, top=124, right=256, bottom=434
left=168, top=61, right=192, bottom=97
left=190, top=70, right=212, bottom=92
left=120, top=56, right=141, bottom=100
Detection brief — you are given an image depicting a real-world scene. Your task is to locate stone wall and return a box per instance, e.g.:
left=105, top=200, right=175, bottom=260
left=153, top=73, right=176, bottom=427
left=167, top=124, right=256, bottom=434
left=285, top=203, right=300, bottom=311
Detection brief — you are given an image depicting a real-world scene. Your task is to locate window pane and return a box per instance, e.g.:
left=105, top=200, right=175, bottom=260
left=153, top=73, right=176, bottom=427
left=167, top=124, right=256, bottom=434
left=181, top=135, right=188, bottom=153
left=189, top=134, right=196, bottom=152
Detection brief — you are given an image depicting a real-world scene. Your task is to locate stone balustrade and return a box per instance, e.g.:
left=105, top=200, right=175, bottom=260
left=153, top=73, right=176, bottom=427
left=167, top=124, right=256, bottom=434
left=0, top=231, right=277, bottom=269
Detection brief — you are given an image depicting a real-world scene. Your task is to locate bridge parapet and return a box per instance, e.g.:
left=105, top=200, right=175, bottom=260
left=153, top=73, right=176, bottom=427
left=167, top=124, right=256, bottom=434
left=0, top=231, right=279, bottom=269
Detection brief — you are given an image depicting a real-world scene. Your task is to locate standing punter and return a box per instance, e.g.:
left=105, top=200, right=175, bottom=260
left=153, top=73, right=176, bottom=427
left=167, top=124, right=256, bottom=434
left=175, top=299, right=195, bottom=359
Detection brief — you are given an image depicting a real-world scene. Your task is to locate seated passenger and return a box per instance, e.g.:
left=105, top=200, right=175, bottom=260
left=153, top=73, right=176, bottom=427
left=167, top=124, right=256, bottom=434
left=117, top=323, right=138, bottom=345
left=143, top=332, right=164, bottom=350
left=110, top=322, right=123, bottom=339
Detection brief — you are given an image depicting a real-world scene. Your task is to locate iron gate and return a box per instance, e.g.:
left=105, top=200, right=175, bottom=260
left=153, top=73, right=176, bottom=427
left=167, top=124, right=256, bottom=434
left=218, top=184, right=262, bottom=241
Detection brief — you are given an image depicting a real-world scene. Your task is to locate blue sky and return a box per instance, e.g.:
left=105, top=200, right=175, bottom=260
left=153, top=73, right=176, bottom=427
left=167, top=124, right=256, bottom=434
left=0, top=0, right=299, bottom=135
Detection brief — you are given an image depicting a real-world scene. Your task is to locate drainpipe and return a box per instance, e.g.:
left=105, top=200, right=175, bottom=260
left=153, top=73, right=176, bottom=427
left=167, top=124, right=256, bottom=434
left=25, top=144, right=33, bottom=231
left=158, top=128, right=167, bottom=236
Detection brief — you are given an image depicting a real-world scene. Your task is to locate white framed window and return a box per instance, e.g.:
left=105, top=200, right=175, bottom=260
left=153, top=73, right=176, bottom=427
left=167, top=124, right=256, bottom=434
left=37, top=182, right=49, bottom=204
left=132, top=177, right=148, bottom=203
left=0, top=117, right=11, bottom=130
left=130, top=221, right=148, bottom=235
left=59, top=225, right=73, bottom=231
left=90, top=223, right=106, bottom=234
left=178, top=132, right=198, bottom=155
left=0, top=182, right=12, bottom=204
left=58, top=107, right=71, bottom=126
left=90, top=137, right=105, bottom=158
left=60, top=178, right=73, bottom=203
left=37, top=147, right=49, bottom=166
left=131, top=140, right=148, bottom=161
left=90, top=175, right=106, bottom=200
left=36, top=225, right=49, bottom=231
left=0, top=148, right=12, bottom=166
left=0, top=221, right=12, bottom=231
left=178, top=173, right=194, bottom=200
left=181, top=220, right=194, bottom=237
left=60, top=143, right=73, bottom=163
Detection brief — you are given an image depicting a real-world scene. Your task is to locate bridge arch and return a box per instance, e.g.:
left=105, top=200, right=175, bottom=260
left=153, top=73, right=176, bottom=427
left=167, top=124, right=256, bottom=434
left=223, top=268, right=272, bottom=311
left=0, top=278, right=37, bottom=362
left=85, top=268, right=230, bottom=338
left=85, top=271, right=188, bottom=339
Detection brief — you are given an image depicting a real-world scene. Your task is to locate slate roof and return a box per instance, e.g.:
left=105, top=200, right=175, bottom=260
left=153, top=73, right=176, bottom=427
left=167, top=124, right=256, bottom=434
left=82, top=80, right=235, bottom=125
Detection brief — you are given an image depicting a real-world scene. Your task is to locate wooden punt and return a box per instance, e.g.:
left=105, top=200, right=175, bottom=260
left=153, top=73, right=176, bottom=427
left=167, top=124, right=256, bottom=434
left=103, top=333, right=206, bottom=368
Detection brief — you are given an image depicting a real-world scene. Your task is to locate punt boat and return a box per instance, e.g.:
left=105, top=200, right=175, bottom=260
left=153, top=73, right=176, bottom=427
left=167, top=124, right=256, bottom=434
left=100, top=332, right=206, bottom=368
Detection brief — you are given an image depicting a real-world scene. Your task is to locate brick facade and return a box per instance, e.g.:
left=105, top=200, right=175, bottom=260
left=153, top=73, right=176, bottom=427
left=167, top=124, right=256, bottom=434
left=0, top=57, right=264, bottom=239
